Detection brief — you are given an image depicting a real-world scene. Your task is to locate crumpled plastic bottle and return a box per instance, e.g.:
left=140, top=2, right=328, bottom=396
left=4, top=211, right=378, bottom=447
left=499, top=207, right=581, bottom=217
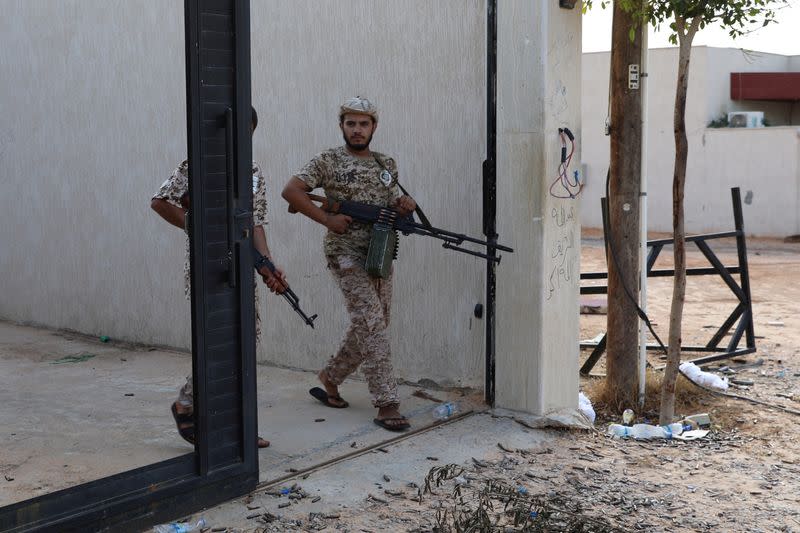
left=608, top=423, right=682, bottom=439
left=153, top=518, right=207, bottom=533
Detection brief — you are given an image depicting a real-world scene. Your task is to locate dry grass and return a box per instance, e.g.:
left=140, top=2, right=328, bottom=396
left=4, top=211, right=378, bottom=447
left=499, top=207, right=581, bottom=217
left=583, top=369, right=717, bottom=423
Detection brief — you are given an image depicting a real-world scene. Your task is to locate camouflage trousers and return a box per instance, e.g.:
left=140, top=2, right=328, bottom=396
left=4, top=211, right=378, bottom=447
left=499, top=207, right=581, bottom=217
left=177, top=283, right=261, bottom=409
left=322, top=255, right=398, bottom=408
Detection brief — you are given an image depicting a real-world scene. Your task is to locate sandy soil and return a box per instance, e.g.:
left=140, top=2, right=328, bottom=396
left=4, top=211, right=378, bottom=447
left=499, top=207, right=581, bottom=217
left=226, top=233, right=800, bottom=532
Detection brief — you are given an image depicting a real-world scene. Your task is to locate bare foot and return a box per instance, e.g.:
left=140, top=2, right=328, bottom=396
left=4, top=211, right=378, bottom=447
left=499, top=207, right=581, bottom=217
left=375, top=404, right=410, bottom=431
left=318, top=370, right=347, bottom=408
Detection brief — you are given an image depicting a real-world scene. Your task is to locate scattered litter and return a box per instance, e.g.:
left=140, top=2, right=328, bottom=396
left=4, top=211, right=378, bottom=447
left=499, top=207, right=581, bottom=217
left=124, top=393, right=135, bottom=397
left=454, top=476, right=468, bottom=486
left=50, top=353, right=96, bottom=365
left=731, top=358, right=764, bottom=370
left=382, top=474, right=390, bottom=482
left=246, top=504, right=260, bottom=510
left=377, top=448, right=389, bottom=454
left=384, top=489, right=404, bottom=496
left=311, top=496, right=321, bottom=503
left=580, top=297, right=607, bottom=315
left=412, top=389, right=444, bottom=403
left=426, top=456, right=439, bottom=461
left=99, top=335, right=110, bottom=342
left=622, top=408, right=635, bottom=426
left=682, top=413, right=711, bottom=430
left=368, top=493, right=388, bottom=504
left=680, top=361, right=728, bottom=390
left=776, top=369, right=787, bottom=378
left=608, top=423, right=683, bottom=439
left=4, top=475, right=14, bottom=482
left=278, top=502, right=291, bottom=509
left=280, top=488, right=291, bottom=495
left=766, top=321, right=785, bottom=327
left=730, top=378, right=754, bottom=386
left=673, top=430, right=710, bottom=441
left=153, top=518, right=205, bottom=533
left=314, top=418, right=325, bottom=423
left=350, top=441, right=357, bottom=448
left=578, top=392, right=596, bottom=424
left=246, top=512, right=262, bottom=519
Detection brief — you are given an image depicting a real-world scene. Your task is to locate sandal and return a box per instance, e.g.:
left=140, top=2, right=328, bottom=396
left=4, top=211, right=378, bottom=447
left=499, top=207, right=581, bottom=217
left=373, top=416, right=411, bottom=432
left=309, top=387, right=349, bottom=408
left=171, top=402, right=195, bottom=444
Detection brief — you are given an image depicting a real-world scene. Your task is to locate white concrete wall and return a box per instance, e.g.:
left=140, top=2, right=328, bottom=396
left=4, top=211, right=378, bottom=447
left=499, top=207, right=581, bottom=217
left=0, top=1, right=484, bottom=388
left=581, top=46, right=800, bottom=237
left=0, top=1, right=188, bottom=347
left=0, top=1, right=582, bottom=402
left=252, top=0, right=487, bottom=386
left=495, top=1, right=581, bottom=414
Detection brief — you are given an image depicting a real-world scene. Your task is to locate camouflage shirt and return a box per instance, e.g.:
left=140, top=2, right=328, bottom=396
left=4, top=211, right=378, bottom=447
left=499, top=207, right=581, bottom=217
left=152, top=159, right=268, bottom=298
left=295, top=146, right=400, bottom=260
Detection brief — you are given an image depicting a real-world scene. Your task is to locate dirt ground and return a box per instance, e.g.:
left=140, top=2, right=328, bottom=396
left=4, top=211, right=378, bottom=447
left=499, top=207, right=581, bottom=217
left=219, top=232, right=800, bottom=532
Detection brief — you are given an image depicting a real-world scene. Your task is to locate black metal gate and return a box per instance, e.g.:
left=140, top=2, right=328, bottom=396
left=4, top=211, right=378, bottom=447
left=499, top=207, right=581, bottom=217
left=0, top=1, right=259, bottom=530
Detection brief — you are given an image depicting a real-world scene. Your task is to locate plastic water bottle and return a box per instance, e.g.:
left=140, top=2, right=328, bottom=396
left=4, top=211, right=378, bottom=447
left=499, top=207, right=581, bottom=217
left=608, top=423, right=682, bottom=439
left=432, top=402, right=458, bottom=420
left=153, top=518, right=206, bottom=533
left=608, top=423, right=632, bottom=437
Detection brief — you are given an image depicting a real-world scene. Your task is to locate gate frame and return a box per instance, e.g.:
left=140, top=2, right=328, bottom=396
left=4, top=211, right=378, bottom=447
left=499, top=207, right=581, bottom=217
left=579, top=187, right=756, bottom=375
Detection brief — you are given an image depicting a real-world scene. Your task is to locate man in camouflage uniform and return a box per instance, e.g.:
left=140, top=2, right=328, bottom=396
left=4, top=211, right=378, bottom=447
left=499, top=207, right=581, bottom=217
left=151, top=107, right=284, bottom=447
left=282, top=97, right=416, bottom=431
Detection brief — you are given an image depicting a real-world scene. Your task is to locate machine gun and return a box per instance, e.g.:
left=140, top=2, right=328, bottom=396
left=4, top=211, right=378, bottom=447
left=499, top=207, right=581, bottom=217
left=292, top=193, right=514, bottom=278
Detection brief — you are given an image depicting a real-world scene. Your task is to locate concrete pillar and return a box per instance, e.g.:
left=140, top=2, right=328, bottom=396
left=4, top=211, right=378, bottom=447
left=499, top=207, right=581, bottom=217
left=495, top=2, right=582, bottom=414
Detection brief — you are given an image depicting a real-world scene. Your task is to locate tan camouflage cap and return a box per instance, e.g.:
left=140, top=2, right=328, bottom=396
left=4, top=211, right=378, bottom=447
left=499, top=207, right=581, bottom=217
left=339, top=96, right=378, bottom=123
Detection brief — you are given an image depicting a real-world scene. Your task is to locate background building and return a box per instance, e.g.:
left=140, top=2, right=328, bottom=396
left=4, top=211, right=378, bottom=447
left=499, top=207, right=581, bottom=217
left=581, top=46, right=800, bottom=237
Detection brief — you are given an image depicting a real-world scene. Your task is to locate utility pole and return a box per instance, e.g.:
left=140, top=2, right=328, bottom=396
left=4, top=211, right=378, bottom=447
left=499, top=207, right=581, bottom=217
left=605, top=0, right=644, bottom=409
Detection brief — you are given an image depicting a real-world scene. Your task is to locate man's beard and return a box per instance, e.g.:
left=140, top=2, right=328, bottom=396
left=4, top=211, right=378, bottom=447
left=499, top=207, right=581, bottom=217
left=343, top=132, right=373, bottom=151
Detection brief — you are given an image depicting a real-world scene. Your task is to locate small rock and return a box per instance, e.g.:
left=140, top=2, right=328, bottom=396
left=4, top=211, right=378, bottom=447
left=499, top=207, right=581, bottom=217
left=382, top=474, right=390, bottom=482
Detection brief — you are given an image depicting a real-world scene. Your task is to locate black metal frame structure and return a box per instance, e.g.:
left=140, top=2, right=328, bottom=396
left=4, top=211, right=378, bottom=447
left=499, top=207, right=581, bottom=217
left=580, top=187, right=756, bottom=375
left=1, top=1, right=259, bottom=531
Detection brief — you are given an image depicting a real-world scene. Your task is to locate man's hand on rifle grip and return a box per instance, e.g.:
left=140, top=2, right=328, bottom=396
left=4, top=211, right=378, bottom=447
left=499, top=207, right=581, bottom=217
left=258, top=264, right=288, bottom=294
left=393, top=195, right=416, bottom=216
left=324, top=213, right=352, bottom=234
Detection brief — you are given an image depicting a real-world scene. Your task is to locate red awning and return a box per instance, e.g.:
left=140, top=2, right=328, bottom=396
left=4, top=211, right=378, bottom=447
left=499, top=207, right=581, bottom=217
left=731, top=72, right=800, bottom=101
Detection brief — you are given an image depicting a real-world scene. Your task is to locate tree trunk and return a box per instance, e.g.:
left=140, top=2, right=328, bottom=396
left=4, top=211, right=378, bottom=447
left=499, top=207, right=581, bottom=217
left=659, top=16, right=701, bottom=426
left=605, top=1, right=644, bottom=411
